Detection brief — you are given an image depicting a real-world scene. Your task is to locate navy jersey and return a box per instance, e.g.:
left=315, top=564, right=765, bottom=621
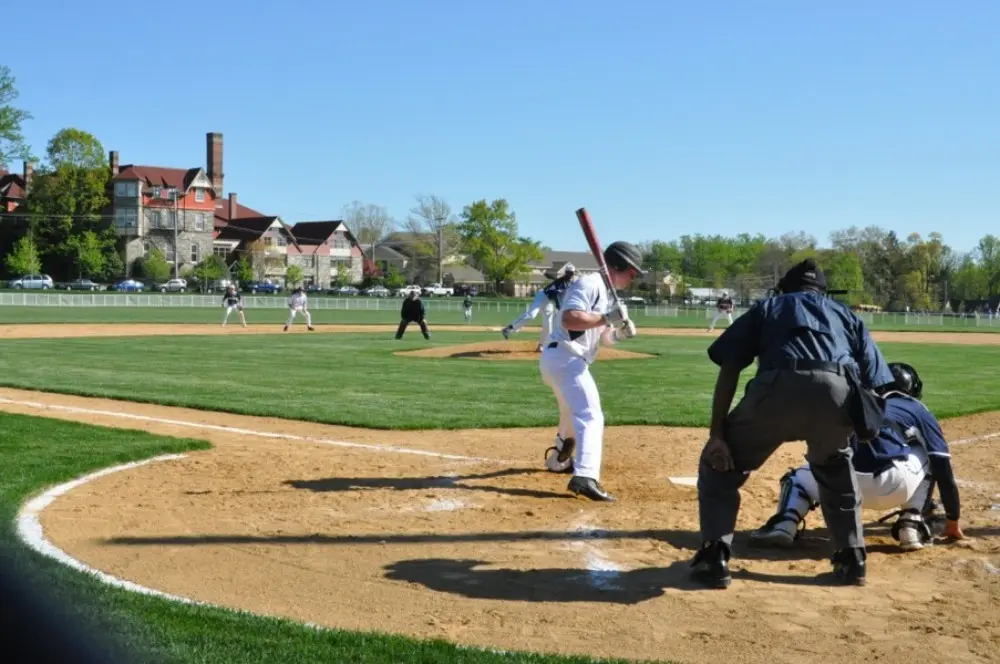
left=542, top=278, right=572, bottom=309
left=707, top=290, right=895, bottom=389
left=851, top=393, right=950, bottom=474
left=222, top=291, right=241, bottom=307
left=463, top=297, right=472, bottom=309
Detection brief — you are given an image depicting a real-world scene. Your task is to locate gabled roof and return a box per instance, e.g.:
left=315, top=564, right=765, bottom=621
left=290, top=220, right=345, bottom=244
left=373, top=244, right=409, bottom=261
left=214, top=216, right=294, bottom=245
left=0, top=169, right=26, bottom=199
left=214, top=197, right=267, bottom=222
left=113, top=165, right=204, bottom=191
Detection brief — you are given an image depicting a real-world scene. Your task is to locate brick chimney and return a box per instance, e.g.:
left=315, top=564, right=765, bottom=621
left=228, top=192, right=238, bottom=219
left=109, top=150, right=119, bottom=177
left=22, top=161, right=33, bottom=191
left=206, top=132, right=223, bottom=196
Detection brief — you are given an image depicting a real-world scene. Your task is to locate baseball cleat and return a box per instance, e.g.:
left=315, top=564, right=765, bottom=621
left=283, top=325, right=288, bottom=332
left=748, top=515, right=800, bottom=548
left=690, top=541, right=731, bottom=589
left=544, top=437, right=575, bottom=473
left=308, top=326, right=315, bottom=331
left=567, top=476, right=615, bottom=502
left=830, top=548, right=866, bottom=586
left=501, top=326, right=512, bottom=340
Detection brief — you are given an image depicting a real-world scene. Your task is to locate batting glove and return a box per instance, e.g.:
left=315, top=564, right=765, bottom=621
left=620, top=319, right=637, bottom=339
left=604, top=303, right=629, bottom=326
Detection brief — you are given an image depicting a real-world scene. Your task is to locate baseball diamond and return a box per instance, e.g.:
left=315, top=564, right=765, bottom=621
left=1, top=322, right=998, bottom=664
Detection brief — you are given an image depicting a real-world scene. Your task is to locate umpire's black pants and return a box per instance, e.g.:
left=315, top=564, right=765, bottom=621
left=396, top=319, right=430, bottom=340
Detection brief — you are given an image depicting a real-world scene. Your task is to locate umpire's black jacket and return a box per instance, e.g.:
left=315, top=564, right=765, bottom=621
left=400, top=297, right=426, bottom=322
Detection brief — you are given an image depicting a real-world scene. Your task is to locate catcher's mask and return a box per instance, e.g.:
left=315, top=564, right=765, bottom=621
left=886, top=362, right=923, bottom=399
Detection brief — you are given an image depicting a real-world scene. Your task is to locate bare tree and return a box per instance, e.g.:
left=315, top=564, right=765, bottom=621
left=404, top=194, right=460, bottom=284
left=341, top=200, right=396, bottom=254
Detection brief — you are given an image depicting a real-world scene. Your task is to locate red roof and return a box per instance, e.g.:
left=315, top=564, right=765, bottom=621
left=214, top=197, right=266, bottom=223
left=0, top=170, right=26, bottom=199
left=113, top=165, right=202, bottom=190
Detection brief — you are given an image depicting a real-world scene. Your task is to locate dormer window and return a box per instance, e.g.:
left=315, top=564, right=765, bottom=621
left=151, top=186, right=161, bottom=198
left=195, top=188, right=204, bottom=202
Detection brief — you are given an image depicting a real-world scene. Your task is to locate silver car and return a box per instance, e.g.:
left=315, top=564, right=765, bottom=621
left=10, top=274, right=54, bottom=289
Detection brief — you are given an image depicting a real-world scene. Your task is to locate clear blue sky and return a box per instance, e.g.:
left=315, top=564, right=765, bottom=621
left=6, top=1, right=998, bottom=253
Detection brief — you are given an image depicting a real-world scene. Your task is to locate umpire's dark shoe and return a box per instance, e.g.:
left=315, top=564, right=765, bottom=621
left=567, top=476, right=615, bottom=502
left=690, top=540, right=732, bottom=589
left=830, top=547, right=866, bottom=586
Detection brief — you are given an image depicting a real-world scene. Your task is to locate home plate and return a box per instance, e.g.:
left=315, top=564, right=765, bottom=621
left=668, top=476, right=698, bottom=487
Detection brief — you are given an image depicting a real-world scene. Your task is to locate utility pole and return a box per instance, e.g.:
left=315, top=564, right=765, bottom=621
left=436, top=220, right=444, bottom=284
left=169, top=188, right=180, bottom=279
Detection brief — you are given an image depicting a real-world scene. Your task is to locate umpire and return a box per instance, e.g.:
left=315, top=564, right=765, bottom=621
left=691, top=258, right=895, bottom=589
left=395, top=290, right=430, bottom=340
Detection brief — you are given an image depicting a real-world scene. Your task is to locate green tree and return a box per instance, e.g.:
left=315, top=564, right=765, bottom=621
left=46, top=128, right=106, bottom=169
left=332, top=263, right=352, bottom=287
left=0, top=65, right=33, bottom=167
left=457, top=198, right=543, bottom=292
left=5, top=235, right=41, bottom=275
left=192, top=255, right=226, bottom=291
left=384, top=264, right=406, bottom=290
left=233, top=255, right=253, bottom=285
left=285, top=264, right=304, bottom=287
left=139, top=248, right=170, bottom=284
left=975, top=234, right=1000, bottom=296
left=65, top=230, right=104, bottom=278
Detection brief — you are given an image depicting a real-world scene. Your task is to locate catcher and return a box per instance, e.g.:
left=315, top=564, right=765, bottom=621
left=221, top=284, right=247, bottom=328
left=749, top=361, right=964, bottom=550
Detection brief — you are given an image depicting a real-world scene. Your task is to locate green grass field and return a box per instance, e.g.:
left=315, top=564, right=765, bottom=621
left=0, top=332, right=998, bottom=429
left=1, top=303, right=999, bottom=332
left=0, top=412, right=639, bottom=664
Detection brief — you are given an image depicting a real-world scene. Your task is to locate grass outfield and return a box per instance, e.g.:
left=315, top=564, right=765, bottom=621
left=1, top=304, right=999, bottom=333
left=0, top=412, right=641, bottom=664
left=0, top=332, right=997, bottom=428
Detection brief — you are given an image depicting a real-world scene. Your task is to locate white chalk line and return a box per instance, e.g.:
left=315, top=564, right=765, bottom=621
left=0, top=396, right=510, bottom=464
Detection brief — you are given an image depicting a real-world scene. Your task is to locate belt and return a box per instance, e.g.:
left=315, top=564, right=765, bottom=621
left=760, top=358, right=845, bottom=374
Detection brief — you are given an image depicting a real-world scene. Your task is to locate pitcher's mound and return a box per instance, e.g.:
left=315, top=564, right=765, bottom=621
left=396, top=341, right=655, bottom=361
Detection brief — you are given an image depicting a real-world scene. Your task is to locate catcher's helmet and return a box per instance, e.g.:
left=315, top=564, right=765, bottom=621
left=887, top=362, right=922, bottom=399
left=603, top=241, right=646, bottom=276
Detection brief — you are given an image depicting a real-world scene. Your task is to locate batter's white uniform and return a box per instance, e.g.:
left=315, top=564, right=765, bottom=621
left=507, top=289, right=556, bottom=348
left=285, top=291, right=312, bottom=328
left=538, top=274, right=619, bottom=482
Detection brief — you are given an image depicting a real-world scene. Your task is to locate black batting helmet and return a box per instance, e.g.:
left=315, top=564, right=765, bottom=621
left=603, top=241, right=646, bottom=276
left=887, top=362, right=922, bottom=399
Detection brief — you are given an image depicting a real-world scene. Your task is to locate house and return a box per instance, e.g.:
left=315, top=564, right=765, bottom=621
left=109, top=132, right=224, bottom=272
left=370, top=244, right=410, bottom=276
left=0, top=162, right=31, bottom=213
left=288, top=220, right=364, bottom=287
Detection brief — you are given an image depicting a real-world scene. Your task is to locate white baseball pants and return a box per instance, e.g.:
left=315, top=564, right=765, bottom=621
left=463, top=307, right=472, bottom=322
left=708, top=310, right=734, bottom=331
left=222, top=306, right=245, bottom=325
left=539, top=345, right=604, bottom=481
left=509, top=291, right=555, bottom=346
left=286, top=306, right=312, bottom=327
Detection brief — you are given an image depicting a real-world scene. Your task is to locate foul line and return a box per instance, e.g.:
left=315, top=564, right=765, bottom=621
left=0, top=397, right=509, bottom=464
left=949, top=431, right=1000, bottom=446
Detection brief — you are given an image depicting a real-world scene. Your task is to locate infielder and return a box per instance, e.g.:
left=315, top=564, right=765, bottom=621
left=707, top=292, right=734, bottom=331
left=284, top=286, right=315, bottom=331
left=750, top=361, right=964, bottom=550
left=692, top=258, right=895, bottom=588
left=221, top=285, right=246, bottom=328
left=463, top=295, right=473, bottom=323
left=502, top=263, right=577, bottom=352
left=539, top=244, right=642, bottom=501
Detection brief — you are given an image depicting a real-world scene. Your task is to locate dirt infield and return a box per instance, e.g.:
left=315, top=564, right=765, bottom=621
left=396, top=340, right=655, bottom=361
left=3, top=323, right=999, bottom=664
left=0, top=322, right=998, bottom=345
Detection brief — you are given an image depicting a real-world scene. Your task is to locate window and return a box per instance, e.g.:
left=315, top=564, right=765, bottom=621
left=114, top=181, right=138, bottom=198
left=164, top=248, right=176, bottom=262
left=195, top=188, right=205, bottom=202
left=194, top=213, right=205, bottom=231
left=147, top=209, right=161, bottom=229
left=311, top=254, right=318, bottom=268
left=333, top=234, right=350, bottom=250
left=264, top=237, right=273, bottom=246
left=151, top=186, right=161, bottom=198
left=276, top=235, right=287, bottom=247
left=213, top=246, right=229, bottom=258
left=115, top=207, right=138, bottom=228
left=142, top=241, right=150, bottom=257
left=191, top=244, right=200, bottom=263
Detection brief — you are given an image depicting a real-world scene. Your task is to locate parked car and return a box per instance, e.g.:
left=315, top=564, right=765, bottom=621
left=10, top=274, right=54, bottom=289
left=56, top=278, right=101, bottom=291
left=243, top=282, right=281, bottom=294
left=156, top=278, right=188, bottom=293
left=330, top=285, right=359, bottom=296
left=421, top=282, right=454, bottom=297
left=305, top=284, right=325, bottom=293
left=453, top=285, right=479, bottom=297
left=111, top=279, right=144, bottom=292
left=363, top=285, right=391, bottom=297
left=209, top=279, right=236, bottom=292
left=395, top=285, right=422, bottom=297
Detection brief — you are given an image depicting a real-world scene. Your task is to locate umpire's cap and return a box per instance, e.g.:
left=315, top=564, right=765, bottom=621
left=604, top=241, right=646, bottom=276
left=778, top=258, right=826, bottom=293
left=887, top=362, right=923, bottom=399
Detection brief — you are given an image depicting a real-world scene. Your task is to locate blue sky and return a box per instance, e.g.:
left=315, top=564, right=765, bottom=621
left=6, top=1, right=998, bottom=253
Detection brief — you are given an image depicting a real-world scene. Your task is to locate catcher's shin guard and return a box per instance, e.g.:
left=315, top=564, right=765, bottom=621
left=544, top=436, right=575, bottom=473
left=890, top=508, right=933, bottom=551
left=749, top=467, right=818, bottom=547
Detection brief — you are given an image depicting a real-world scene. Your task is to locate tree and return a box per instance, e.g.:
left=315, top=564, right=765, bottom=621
left=342, top=200, right=395, bottom=248
left=457, top=198, right=543, bottom=292
left=384, top=264, right=406, bottom=290
left=975, top=234, right=1000, bottom=296
left=246, top=239, right=282, bottom=282
left=0, top=65, right=32, bottom=167
left=405, top=194, right=460, bottom=283
left=192, top=256, right=226, bottom=291
left=332, top=263, right=352, bottom=287
left=5, top=235, right=41, bottom=276
left=139, top=248, right=170, bottom=284
left=285, top=264, right=304, bottom=288
left=65, top=230, right=104, bottom=278
left=46, top=128, right=106, bottom=170
left=233, top=255, right=253, bottom=285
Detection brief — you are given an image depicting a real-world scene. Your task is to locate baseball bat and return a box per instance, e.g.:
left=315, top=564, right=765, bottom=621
left=575, top=207, right=622, bottom=312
